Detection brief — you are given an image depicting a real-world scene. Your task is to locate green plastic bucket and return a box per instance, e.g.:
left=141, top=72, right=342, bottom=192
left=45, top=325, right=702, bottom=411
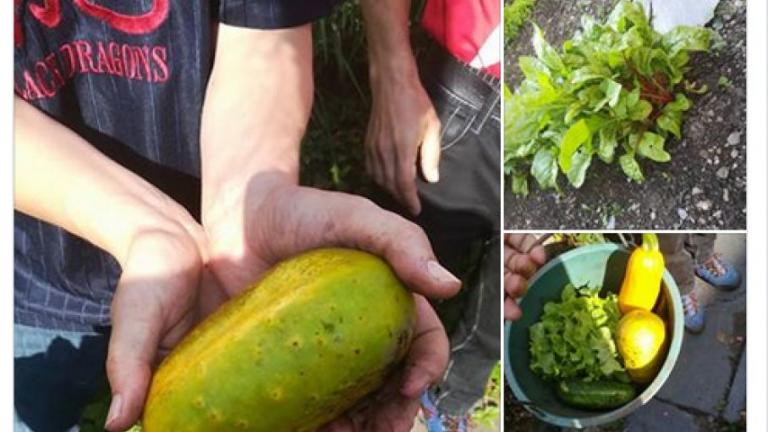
left=504, top=243, right=684, bottom=428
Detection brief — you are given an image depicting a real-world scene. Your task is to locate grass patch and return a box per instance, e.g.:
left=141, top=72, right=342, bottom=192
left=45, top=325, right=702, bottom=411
left=504, top=0, right=537, bottom=46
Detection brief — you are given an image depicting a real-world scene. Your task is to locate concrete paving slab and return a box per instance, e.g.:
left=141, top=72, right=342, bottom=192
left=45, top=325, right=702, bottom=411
left=723, top=348, right=746, bottom=423
left=657, top=292, right=744, bottom=414
left=625, top=399, right=699, bottom=432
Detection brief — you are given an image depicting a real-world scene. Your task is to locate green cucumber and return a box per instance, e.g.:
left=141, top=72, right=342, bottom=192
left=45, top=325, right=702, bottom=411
left=556, top=379, right=637, bottom=410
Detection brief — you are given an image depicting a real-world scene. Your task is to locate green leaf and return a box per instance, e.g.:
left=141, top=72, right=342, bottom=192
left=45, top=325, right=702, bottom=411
left=637, top=132, right=671, bottom=162
left=718, top=75, right=733, bottom=88
left=570, top=65, right=612, bottom=87
left=619, top=153, right=644, bottom=182
left=567, top=150, right=592, bottom=188
left=666, top=93, right=691, bottom=112
left=628, top=100, right=653, bottom=121
left=532, top=24, right=565, bottom=73
left=684, top=80, right=709, bottom=94
left=627, top=87, right=640, bottom=107
left=594, top=79, right=622, bottom=111
left=529, top=283, right=625, bottom=382
left=564, top=101, right=586, bottom=124
left=519, top=56, right=552, bottom=85
left=508, top=139, right=540, bottom=158
left=657, top=112, right=682, bottom=139
left=607, top=0, right=650, bottom=33
left=662, top=26, right=712, bottom=55
left=558, top=119, right=592, bottom=172
left=531, top=146, right=559, bottom=190
left=598, top=127, right=617, bottom=163
left=511, top=171, right=530, bottom=196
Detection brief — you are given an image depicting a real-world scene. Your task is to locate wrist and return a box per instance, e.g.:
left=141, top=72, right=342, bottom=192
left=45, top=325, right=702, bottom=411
left=110, top=197, right=201, bottom=267
left=60, top=170, right=203, bottom=267
left=202, top=172, right=295, bottom=259
left=122, top=225, right=203, bottom=277
left=368, top=46, right=420, bottom=88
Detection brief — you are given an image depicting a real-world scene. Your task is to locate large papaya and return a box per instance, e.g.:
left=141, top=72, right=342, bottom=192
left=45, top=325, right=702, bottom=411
left=142, top=248, right=416, bottom=432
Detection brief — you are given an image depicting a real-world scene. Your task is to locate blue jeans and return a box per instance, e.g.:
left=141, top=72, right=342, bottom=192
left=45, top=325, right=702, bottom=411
left=14, top=324, right=109, bottom=432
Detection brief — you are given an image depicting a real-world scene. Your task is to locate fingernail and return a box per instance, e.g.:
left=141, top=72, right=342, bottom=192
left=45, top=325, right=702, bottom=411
left=425, top=169, right=439, bottom=183
left=427, top=260, right=460, bottom=286
left=105, top=394, right=122, bottom=429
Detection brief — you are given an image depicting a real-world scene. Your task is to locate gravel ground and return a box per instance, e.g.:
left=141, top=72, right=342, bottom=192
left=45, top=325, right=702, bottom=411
left=503, top=0, right=747, bottom=230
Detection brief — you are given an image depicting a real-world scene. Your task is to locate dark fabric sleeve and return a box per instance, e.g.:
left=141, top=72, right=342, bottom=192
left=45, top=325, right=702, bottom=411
left=219, top=0, right=342, bottom=29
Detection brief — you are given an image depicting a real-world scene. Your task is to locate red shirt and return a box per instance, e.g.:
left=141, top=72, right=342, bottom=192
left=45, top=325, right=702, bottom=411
left=421, top=0, right=501, bottom=78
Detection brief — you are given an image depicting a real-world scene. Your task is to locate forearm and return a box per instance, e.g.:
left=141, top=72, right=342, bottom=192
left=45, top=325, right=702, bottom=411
left=360, top=0, right=419, bottom=81
left=14, top=97, right=197, bottom=265
left=200, top=24, right=314, bottom=225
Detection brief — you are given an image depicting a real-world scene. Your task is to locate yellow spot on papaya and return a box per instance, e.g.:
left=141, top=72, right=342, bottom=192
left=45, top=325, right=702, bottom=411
left=236, top=419, right=249, bottom=429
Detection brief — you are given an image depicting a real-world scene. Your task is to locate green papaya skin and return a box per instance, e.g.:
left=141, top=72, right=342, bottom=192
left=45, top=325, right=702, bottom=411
left=142, top=248, right=416, bottom=432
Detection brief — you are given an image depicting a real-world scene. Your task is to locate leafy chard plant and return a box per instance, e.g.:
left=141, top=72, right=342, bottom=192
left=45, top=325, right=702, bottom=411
left=505, top=0, right=715, bottom=195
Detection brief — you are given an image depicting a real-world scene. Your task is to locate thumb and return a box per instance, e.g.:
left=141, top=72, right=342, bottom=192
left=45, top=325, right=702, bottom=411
left=419, top=113, right=441, bottom=183
left=105, top=281, right=162, bottom=431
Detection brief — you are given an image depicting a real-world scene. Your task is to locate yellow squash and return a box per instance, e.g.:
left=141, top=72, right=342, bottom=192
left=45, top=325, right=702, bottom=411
left=618, top=233, right=664, bottom=314
left=616, top=310, right=667, bottom=384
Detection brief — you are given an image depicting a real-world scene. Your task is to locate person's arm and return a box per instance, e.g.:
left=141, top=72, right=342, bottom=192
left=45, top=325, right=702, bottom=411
left=200, top=24, right=458, bottom=301
left=14, top=97, right=206, bottom=431
left=200, top=24, right=459, bottom=432
left=360, top=0, right=441, bottom=215
left=200, top=24, right=312, bottom=294
left=15, top=97, right=204, bottom=265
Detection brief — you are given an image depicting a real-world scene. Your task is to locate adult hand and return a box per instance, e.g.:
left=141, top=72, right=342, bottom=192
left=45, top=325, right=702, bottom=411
left=104, top=227, right=205, bottom=432
left=202, top=174, right=461, bottom=305
left=504, top=234, right=546, bottom=321
left=365, top=70, right=441, bottom=215
left=201, top=175, right=460, bottom=430
left=319, top=295, right=448, bottom=432
left=14, top=96, right=210, bottom=432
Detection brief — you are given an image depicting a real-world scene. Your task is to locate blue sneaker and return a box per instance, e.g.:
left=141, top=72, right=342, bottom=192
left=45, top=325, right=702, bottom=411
left=695, top=254, right=741, bottom=291
left=420, top=390, right=468, bottom=432
left=682, top=292, right=705, bottom=334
